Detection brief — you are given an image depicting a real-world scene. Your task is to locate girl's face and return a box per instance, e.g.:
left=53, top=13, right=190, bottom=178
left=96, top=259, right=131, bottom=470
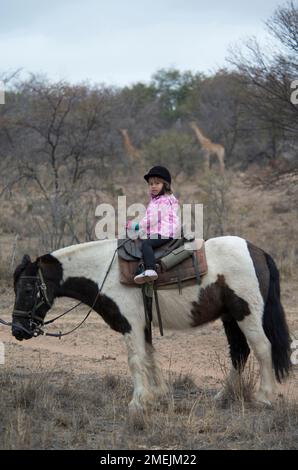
left=148, top=177, right=164, bottom=196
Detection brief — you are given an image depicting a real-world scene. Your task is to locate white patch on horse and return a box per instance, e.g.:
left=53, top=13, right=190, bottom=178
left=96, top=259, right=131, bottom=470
left=53, top=239, right=118, bottom=288
left=204, top=236, right=264, bottom=311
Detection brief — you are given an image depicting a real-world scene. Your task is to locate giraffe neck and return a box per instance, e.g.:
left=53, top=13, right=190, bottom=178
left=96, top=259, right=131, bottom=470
left=195, top=128, right=206, bottom=143
left=191, top=124, right=209, bottom=146
left=121, top=130, right=138, bottom=157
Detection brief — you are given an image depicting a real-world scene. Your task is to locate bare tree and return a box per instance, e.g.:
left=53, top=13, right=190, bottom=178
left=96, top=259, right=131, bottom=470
left=3, top=77, right=114, bottom=250
left=229, top=2, right=298, bottom=137
left=227, top=0, right=298, bottom=204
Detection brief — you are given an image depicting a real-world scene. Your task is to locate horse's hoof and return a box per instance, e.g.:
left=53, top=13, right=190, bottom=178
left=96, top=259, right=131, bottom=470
left=128, top=400, right=147, bottom=429
left=254, top=391, right=273, bottom=407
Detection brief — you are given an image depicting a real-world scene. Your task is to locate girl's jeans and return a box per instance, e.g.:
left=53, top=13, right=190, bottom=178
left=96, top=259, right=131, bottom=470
left=141, top=234, right=173, bottom=270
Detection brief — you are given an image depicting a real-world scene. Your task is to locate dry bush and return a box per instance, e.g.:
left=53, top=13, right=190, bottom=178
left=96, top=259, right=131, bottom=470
left=215, top=353, right=259, bottom=405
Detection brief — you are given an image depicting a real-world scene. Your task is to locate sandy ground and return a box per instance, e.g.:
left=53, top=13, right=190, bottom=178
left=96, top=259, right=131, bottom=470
left=1, top=281, right=297, bottom=402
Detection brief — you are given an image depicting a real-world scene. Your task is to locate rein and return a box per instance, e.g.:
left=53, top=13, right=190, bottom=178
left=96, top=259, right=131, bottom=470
left=2, top=243, right=121, bottom=339
left=33, top=245, right=119, bottom=339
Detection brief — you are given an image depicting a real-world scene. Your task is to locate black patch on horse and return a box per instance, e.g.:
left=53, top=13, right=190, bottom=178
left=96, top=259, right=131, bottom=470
left=37, top=253, right=64, bottom=285
left=220, top=276, right=251, bottom=322
left=191, top=274, right=251, bottom=326
left=246, top=240, right=270, bottom=303
left=222, top=317, right=251, bottom=371
left=61, top=276, right=132, bottom=335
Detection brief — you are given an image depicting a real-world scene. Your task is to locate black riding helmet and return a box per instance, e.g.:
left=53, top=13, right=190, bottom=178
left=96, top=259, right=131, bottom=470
left=144, top=166, right=171, bottom=184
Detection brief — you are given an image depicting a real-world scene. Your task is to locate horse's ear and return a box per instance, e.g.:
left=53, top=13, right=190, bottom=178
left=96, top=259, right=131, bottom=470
left=22, top=254, right=31, bottom=264
left=14, top=254, right=32, bottom=284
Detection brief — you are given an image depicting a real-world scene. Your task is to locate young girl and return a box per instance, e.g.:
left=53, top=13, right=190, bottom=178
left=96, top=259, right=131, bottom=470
left=127, top=166, right=180, bottom=284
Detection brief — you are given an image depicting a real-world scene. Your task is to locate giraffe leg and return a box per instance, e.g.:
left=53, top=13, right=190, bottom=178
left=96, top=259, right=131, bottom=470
left=217, top=148, right=225, bottom=175
left=203, top=149, right=210, bottom=172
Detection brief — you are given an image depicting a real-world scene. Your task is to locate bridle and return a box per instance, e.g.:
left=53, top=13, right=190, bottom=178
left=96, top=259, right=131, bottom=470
left=0, top=268, right=52, bottom=334
left=12, top=269, right=52, bottom=336
left=10, top=263, right=112, bottom=339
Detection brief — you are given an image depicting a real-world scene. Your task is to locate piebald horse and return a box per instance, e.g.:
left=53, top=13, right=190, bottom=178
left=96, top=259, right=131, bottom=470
left=11, top=236, right=291, bottom=415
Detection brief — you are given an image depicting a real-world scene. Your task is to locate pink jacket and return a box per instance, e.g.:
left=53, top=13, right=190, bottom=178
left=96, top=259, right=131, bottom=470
left=139, top=193, right=180, bottom=238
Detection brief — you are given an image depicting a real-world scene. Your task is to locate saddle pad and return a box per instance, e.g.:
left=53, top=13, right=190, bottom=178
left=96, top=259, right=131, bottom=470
left=118, top=242, right=208, bottom=288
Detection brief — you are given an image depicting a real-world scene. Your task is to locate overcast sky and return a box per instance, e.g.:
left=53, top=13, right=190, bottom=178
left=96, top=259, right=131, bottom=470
left=0, top=0, right=284, bottom=87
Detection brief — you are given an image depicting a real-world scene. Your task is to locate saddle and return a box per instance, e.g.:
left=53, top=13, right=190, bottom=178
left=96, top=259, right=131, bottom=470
left=117, top=236, right=183, bottom=262
left=117, top=236, right=208, bottom=289
left=117, top=235, right=208, bottom=341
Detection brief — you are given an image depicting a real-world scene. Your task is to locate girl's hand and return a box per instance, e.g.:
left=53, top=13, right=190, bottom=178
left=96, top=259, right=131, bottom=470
left=126, top=220, right=139, bottom=231
left=126, top=220, right=141, bottom=241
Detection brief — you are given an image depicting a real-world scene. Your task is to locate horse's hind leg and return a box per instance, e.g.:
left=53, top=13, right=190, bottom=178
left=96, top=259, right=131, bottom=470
left=215, top=317, right=250, bottom=400
left=237, top=313, right=275, bottom=405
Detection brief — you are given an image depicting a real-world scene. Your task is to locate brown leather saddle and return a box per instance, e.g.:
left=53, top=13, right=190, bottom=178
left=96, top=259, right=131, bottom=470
left=117, top=236, right=208, bottom=289
left=117, top=236, right=208, bottom=341
left=117, top=236, right=183, bottom=261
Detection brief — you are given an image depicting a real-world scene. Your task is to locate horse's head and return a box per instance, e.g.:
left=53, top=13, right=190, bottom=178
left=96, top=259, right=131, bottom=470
left=12, top=254, right=57, bottom=341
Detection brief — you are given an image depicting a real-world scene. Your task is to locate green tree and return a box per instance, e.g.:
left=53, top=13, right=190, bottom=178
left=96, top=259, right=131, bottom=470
left=151, top=68, right=202, bottom=122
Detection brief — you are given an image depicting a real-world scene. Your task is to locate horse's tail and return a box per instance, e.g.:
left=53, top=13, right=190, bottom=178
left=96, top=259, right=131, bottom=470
left=262, top=252, right=292, bottom=382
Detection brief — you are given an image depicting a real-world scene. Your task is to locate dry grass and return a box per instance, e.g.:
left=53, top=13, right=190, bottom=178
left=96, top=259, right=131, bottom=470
left=0, top=365, right=297, bottom=450
left=0, top=252, right=12, bottom=284
left=0, top=170, right=297, bottom=449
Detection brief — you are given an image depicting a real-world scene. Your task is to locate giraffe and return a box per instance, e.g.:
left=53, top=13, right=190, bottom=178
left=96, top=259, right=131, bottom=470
left=190, top=121, right=225, bottom=174
left=119, top=129, right=141, bottom=163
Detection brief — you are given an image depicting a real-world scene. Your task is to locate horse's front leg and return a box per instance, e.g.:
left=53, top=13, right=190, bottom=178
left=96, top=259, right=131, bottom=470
left=124, top=324, right=154, bottom=414
left=124, top=319, right=168, bottom=415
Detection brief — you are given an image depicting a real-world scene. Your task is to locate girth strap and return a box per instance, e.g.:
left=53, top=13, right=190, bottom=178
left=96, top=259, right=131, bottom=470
left=153, top=283, right=163, bottom=336
left=141, top=281, right=164, bottom=340
left=142, top=284, right=152, bottom=344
